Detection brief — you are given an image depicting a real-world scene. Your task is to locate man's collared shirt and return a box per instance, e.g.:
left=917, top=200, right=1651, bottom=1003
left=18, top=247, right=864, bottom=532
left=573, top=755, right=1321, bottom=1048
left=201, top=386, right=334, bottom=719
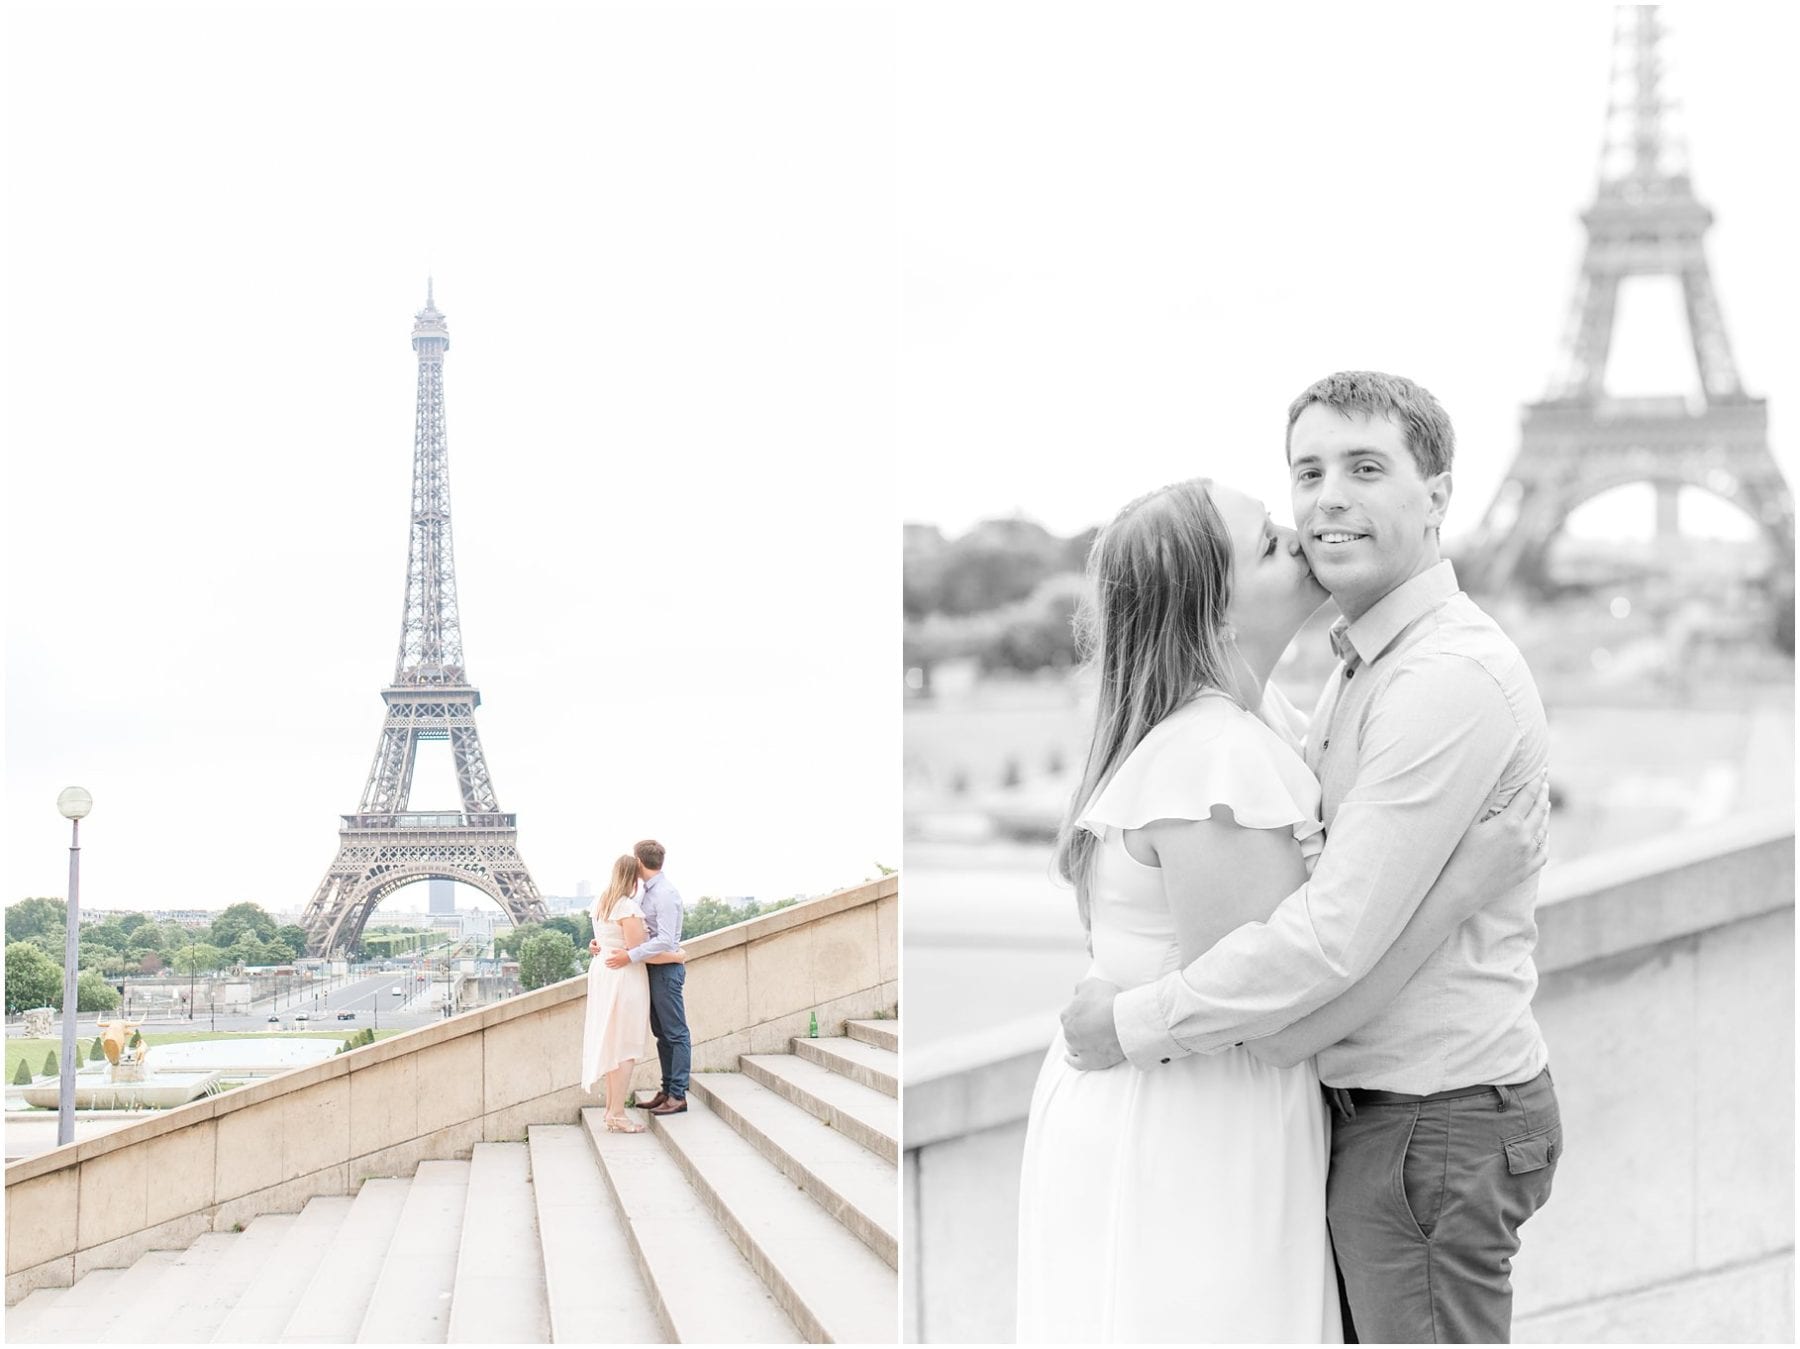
left=628, top=872, right=684, bottom=963
left=1113, top=561, right=1551, bottom=1093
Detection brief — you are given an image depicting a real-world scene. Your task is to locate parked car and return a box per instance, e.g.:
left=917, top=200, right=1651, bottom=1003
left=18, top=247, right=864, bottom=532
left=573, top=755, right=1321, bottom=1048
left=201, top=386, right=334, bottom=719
left=392, top=988, right=405, bottom=997
left=294, top=1013, right=309, bottom=1022
left=336, top=1011, right=357, bottom=1021
left=267, top=1015, right=281, bottom=1025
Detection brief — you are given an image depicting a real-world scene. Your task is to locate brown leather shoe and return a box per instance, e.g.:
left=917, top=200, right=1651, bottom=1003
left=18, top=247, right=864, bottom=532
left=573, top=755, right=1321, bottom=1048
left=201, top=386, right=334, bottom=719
left=637, top=1091, right=668, bottom=1111
left=648, top=1096, right=687, bottom=1115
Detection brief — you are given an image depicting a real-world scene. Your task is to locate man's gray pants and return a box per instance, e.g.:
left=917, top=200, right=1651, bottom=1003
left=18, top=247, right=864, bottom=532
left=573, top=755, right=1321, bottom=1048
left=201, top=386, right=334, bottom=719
left=1326, top=1066, right=1561, bottom=1343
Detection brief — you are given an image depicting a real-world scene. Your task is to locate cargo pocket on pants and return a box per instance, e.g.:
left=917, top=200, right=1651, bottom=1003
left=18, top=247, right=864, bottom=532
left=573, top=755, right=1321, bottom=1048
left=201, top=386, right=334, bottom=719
left=1503, top=1124, right=1560, bottom=1175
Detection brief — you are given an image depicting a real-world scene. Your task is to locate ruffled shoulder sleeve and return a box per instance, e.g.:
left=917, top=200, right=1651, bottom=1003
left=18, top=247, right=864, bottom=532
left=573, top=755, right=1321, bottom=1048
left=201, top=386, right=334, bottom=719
left=1079, top=695, right=1321, bottom=843
left=613, top=895, right=646, bottom=922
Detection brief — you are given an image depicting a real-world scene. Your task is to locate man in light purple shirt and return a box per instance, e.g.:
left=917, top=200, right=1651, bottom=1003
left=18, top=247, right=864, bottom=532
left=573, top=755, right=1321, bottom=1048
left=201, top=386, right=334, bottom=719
left=1060, top=372, right=1561, bottom=1342
left=603, top=838, right=689, bottom=1113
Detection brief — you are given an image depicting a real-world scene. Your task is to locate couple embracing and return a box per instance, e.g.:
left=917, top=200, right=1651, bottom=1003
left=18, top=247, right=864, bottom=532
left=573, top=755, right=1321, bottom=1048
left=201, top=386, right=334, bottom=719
left=580, top=839, right=692, bottom=1133
left=1018, top=372, right=1562, bottom=1343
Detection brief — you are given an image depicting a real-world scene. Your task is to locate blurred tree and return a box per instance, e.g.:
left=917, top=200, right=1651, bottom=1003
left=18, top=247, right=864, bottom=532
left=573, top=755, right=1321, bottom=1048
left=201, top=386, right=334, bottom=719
left=5, top=898, right=67, bottom=944
left=5, top=941, right=62, bottom=1013
left=208, top=903, right=277, bottom=950
left=169, top=943, right=225, bottom=976
left=77, top=971, right=120, bottom=1012
left=518, top=931, right=577, bottom=991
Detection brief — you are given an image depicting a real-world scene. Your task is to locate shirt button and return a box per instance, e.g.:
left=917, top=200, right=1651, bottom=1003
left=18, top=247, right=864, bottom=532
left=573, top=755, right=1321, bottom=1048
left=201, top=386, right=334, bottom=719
left=1345, top=667, right=1354, bottom=679
left=1160, top=1057, right=1171, bottom=1064
left=1322, top=739, right=1330, bottom=750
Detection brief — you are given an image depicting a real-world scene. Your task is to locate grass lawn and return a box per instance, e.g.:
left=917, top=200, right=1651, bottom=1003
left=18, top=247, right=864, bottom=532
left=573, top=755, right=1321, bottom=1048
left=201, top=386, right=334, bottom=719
left=6, top=1030, right=403, bottom=1083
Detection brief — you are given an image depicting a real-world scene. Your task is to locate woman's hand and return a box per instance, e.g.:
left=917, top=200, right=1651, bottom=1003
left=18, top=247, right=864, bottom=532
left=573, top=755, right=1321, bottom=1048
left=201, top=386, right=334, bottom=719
left=1241, top=772, right=1551, bottom=1069
left=1439, top=772, right=1551, bottom=903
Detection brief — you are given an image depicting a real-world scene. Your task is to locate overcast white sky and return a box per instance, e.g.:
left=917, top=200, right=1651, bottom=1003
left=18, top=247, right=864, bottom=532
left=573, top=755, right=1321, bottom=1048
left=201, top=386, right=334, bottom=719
left=899, top=3, right=1799, bottom=545
left=3, top=3, right=1792, bottom=917
left=4, top=1, right=898, bottom=914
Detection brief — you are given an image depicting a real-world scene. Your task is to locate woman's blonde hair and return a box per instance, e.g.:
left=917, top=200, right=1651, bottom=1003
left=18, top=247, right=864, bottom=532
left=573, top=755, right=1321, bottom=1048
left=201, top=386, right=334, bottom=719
left=595, top=853, right=641, bottom=924
left=1053, top=478, right=1237, bottom=934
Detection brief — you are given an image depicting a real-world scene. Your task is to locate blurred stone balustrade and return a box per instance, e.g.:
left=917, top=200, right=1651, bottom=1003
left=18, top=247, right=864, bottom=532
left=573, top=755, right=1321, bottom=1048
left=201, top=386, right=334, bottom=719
left=904, top=811, right=1794, bottom=1343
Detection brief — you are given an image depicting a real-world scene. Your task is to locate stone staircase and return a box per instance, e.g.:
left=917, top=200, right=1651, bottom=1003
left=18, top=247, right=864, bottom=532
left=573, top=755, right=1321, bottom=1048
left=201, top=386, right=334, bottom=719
left=6, top=1019, right=899, bottom=1344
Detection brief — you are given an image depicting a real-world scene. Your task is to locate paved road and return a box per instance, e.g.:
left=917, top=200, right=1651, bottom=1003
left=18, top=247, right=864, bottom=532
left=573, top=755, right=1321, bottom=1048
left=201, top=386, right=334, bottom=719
left=5, top=969, right=472, bottom=1040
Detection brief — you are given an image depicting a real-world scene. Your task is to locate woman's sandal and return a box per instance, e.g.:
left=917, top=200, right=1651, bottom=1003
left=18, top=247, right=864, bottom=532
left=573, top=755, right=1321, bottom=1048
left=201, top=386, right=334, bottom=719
left=604, top=1115, right=645, bottom=1134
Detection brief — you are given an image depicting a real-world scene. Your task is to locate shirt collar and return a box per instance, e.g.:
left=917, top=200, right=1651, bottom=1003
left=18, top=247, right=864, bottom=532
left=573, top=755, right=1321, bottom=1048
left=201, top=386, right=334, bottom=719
left=1338, top=560, right=1460, bottom=666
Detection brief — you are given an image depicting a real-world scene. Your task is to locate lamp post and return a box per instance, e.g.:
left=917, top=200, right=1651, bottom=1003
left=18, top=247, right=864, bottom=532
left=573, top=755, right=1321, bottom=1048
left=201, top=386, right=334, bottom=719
left=55, top=787, right=93, bottom=1149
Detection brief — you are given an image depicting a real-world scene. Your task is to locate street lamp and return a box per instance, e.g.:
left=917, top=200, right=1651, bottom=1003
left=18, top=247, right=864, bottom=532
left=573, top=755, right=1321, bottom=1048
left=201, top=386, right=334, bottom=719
left=55, top=786, right=93, bottom=1149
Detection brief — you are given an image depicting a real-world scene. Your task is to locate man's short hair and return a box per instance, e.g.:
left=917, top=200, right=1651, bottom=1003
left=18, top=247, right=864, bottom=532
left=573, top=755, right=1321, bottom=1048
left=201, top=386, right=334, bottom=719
left=634, top=839, right=666, bottom=871
left=1285, top=370, right=1455, bottom=478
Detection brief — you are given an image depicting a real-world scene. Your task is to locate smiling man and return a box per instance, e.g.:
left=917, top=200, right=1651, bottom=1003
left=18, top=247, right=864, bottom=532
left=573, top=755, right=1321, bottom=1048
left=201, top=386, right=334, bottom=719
left=1059, top=371, right=1560, bottom=1342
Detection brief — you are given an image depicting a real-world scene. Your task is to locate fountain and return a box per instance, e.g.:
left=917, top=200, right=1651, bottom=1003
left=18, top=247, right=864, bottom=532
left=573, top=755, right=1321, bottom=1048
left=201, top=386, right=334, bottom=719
left=18, top=1018, right=220, bottom=1110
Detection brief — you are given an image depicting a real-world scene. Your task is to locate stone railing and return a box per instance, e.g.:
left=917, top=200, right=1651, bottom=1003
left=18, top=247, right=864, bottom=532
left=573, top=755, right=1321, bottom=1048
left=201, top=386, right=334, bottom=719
left=6, top=874, right=897, bottom=1304
left=904, top=814, right=1794, bottom=1343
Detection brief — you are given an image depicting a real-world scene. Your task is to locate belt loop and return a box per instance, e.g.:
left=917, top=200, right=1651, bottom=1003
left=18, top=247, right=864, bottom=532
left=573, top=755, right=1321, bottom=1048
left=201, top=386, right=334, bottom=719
left=1493, top=1084, right=1516, bottom=1113
left=1327, top=1086, right=1356, bottom=1121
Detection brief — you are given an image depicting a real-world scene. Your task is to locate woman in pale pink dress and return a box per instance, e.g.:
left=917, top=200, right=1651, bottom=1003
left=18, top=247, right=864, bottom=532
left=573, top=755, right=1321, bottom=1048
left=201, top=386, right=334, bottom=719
left=581, top=853, right=684, bottom=1132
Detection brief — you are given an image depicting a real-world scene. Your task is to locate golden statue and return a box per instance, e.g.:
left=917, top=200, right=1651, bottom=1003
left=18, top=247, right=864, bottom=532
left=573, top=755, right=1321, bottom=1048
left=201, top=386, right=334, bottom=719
left=95, top=1017, right=148, bottom=1069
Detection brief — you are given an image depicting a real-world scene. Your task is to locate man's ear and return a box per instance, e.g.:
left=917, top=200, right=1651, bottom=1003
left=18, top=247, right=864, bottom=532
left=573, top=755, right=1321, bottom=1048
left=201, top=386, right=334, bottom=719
left=1424, top=471, right=1452, bottom=530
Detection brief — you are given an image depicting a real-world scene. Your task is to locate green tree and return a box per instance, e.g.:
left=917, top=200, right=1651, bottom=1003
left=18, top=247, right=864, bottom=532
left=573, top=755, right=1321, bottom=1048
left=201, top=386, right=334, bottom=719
left=275, top=925, right=309, bottom=957
left=542, top=914, right=592, bottom=949
left=208, top=902, right=277, bottom=950
left=169, top=943, right=224, bottom=976
left=5, top=898, right=67, bottom=944
left=517, top=930, right=577, bottom=991
left=12, top=1059, right=31, bottom=1086
left=41, top=1049, right=58, bottom=1077
left=493, top=923, right=539, bottom=961
left=681, top=896, right=756, bottom=940
left=5, top=940, right=62, bottom=1013
left=77, top=971, right=120, bottom=1013
left=228, top=933, right=265, bottom=968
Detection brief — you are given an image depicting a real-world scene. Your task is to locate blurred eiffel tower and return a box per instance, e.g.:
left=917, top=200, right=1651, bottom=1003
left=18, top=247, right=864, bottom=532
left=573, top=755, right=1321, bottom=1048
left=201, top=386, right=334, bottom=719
left=1463, top=6, right=1793, bottom=611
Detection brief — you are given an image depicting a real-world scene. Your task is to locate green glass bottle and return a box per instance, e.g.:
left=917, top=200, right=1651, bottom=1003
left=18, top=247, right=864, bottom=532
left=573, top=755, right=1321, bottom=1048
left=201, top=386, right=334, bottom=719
left=808, top=1009, right=819, bottom=1039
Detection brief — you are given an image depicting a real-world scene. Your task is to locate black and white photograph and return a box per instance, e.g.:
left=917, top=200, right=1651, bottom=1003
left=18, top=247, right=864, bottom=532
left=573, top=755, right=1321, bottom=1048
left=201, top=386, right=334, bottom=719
left=4, top=2, right=899, bottom=1342
left=902, top=5, right=1794, bottom=1343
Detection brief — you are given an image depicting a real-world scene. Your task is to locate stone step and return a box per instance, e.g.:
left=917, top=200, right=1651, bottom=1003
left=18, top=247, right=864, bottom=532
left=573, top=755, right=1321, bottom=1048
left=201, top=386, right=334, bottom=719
left=740, top=1053, right=899, bottom=1163
left=281, top=1179, right=411, bottom=1343
left=141, top=1232, right=255, bottom=1342
left=23, top=1251, right=180, bottom=1342
left=688, top=1070, right=898, bottom=1267
left=213, top=1196, right=356, bottom=1342
left=791, top=1035, right=899, bottom=1097
left=648, top=1093, right=897, bottom=1343
left=160, top=1217, right=298, bottom=1343
left=583, top=1107, right=800, bottom=1343
left=9, top=1269, right=124, bottom=1343
left=526, top=1125, right=666, bottom=1344
left=4, top=1286, right=66, bottom=1339
left=357, top=1160, right=471, bottom=1343
left=845, top=1018, right=899, bottom=1053
left=445, top=1143, right=550, bottom=1343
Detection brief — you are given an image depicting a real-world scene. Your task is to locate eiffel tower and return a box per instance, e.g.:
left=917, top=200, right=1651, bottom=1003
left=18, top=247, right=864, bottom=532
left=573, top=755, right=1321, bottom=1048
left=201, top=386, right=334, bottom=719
left=301, top=285, right=547, bottom=956
left=1462, top=5, right=1793, bottom=598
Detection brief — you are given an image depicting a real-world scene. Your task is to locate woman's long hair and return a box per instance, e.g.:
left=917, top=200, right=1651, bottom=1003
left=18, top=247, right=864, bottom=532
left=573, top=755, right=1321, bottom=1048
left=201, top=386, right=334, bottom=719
left=1053, top=479, right=1237, bottom=934
left=594, top=854, right=641, bottom=925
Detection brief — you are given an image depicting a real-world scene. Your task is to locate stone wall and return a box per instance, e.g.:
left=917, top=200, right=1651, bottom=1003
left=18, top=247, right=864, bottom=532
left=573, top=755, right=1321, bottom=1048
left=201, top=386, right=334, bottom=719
left=904, top=814, right=1793, bottom=1343
left=5, top=874, right=898, bottom=1304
